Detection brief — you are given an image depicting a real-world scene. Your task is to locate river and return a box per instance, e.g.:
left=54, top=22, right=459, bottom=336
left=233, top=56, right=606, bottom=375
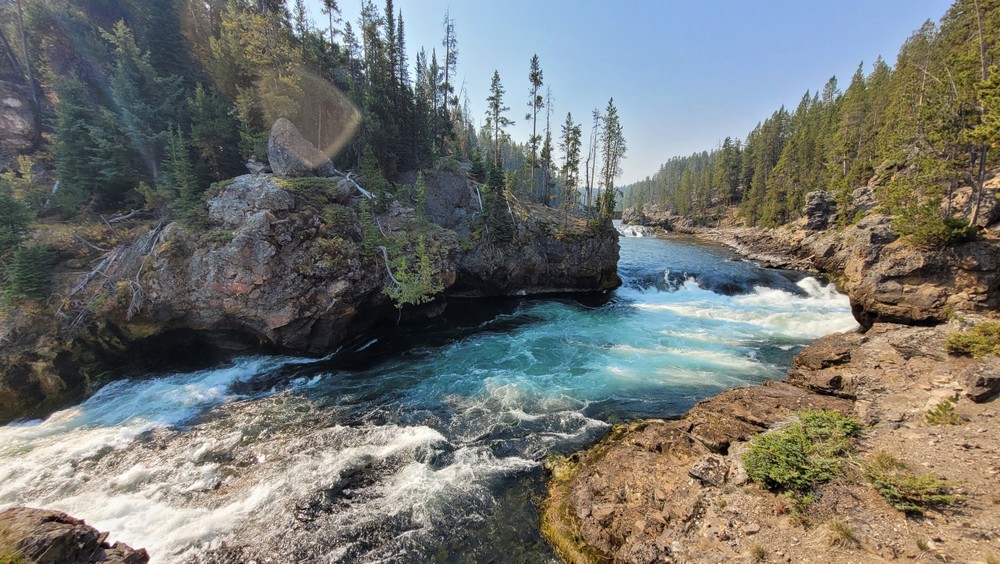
left=0, top=226, right=858, bottom=562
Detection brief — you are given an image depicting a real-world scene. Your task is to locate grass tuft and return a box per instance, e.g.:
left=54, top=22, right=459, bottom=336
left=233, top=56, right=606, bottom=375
left=863, top=451, right=957, bottom=515
left=826, top=518, right=860, bottom=549
left=748, top=543, right=767, bottom=562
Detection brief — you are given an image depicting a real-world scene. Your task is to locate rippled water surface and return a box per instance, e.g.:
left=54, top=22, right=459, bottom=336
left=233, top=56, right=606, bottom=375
left=0, top=226, right=858, bottom=562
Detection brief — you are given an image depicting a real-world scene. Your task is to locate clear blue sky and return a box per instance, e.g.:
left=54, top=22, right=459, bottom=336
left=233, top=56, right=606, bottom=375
left=308, top=0, right=953, bottom=184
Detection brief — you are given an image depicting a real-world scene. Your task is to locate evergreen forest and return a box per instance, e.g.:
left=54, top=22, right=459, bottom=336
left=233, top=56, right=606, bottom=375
left=623, top=0, right=1000, bottom=246
left=0, top=0, right=627, bottom=301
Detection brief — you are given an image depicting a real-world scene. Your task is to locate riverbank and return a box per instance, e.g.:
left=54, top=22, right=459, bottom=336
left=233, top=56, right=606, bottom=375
left=542, top=212, right=1000, bottom=563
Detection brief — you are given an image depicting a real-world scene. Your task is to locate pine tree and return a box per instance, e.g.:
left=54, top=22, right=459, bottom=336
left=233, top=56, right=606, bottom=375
left=584, top=109, right=603, bottom=214
left=0, top=192, right=31, bottom=259
left=162, top=126, right=203, bottom=224
left=559, top=112, right=582, bottom=226
left=598, top=98, right=626, bottom=219
left=440, top=9, right=458, bottom=149
left=526, top=54, right=544, bottom=195
left=321, top=0, right=341, bottom=45
left=5, top=245, right=50, bottom=301
left=187, top=84, right=242, bottom=184
left=103, top=20, right=185, bottom=180
left=486, top=70, right=514, bottom=167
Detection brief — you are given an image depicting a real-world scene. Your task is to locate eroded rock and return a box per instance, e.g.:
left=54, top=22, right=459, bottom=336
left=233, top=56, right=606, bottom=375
left=804, top=190, right=837, bottom=231
left=0, top=507, right=148, bottom=563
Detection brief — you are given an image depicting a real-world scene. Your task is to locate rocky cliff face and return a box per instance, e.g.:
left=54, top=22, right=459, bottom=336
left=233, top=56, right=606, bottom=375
left=0, top=168, right=619, bottom=421
left=701, top=215, right=1000, bottom=328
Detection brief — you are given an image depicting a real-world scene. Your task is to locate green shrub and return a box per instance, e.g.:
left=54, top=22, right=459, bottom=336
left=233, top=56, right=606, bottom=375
left=863, top=451, right=957, bottom=515
left=5, top=246, right=52, bottom=301
left=946, top=322, right=1000, bottom=358
left=383, top=235, right=443, bottom=309
left=895, top=213, right=978, bottom=248
left=743, top=410, right=862, bottom=493
left=925, top=397, right=960, bottom=426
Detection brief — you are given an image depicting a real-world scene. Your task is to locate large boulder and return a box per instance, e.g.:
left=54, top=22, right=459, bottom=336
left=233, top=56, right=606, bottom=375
left=963, top=357, right=1000, bottom=402
left=0, top=507, right=148, bottom=563
left=138, top=174, right=394, bottom=352
left=266, top=118, right=337, bottom=178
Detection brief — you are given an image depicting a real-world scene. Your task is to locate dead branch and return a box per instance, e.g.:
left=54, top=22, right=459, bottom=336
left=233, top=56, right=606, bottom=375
left=107, top=209, right=149, bottom=224
left=377, top=246, right=401, bottom=286
left=72, top=234, right=112, bottom=253
left=332, top=168, right=375, bottom=200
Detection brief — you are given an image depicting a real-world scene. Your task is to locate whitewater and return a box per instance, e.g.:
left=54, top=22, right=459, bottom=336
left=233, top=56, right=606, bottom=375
left=0, top=227, right=858, bottom=562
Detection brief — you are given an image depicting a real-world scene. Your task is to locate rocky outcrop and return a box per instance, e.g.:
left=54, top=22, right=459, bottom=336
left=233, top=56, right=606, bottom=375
left=452, top=204, right=621, bottom=297
left=0, top=81, right=38, bottom=165
left=135, top=174, right=388, bottom=352
left=543, top=320, right=1000, bottom=563
left=0, top=167, right=619, bottom=421
left=266, top=118, right=337, bottom=178
left=803, top=190, right=836, bottom=230
left=544, top=381, right=851, bottom=563
left=0, top=507, right=148, bottom=563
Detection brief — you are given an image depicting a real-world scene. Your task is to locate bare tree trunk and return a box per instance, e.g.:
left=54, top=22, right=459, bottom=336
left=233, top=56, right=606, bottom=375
left=970, top=146, right=988, bottom=226
left=969, top=0, right=989, bottom=227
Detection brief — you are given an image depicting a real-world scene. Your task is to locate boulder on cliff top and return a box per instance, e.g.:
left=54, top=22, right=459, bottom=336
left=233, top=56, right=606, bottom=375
left=0, top=507, right=148, bottom=563
left=266, top=118, right=337, bottom=178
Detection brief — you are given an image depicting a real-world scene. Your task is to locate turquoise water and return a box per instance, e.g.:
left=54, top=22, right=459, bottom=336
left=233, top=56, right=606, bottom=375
left=0, top=231, right=857, bottom=562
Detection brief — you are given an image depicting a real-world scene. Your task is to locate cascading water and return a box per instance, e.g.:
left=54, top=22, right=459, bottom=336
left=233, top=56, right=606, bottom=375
left=0, top=227, right=858, bottom=562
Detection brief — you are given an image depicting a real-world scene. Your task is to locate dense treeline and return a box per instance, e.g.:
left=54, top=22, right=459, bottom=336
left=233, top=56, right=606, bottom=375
left=0, top=0, right=628, bottom=302
left=624, top=0, right=1000, bottom=245
left=0, top=0, right=625, bottom=219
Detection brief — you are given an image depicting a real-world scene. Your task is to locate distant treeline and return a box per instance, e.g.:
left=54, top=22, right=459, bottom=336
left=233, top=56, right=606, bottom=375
left=624, top=0, right=999, bottom=244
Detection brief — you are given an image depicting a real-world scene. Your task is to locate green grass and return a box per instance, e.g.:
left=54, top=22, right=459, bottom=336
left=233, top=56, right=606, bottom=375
left=742, top=410, right=862, bottom=494
left=946, top=322, right=1000, bottom=358
left=863, top=451, right=957, bottom=515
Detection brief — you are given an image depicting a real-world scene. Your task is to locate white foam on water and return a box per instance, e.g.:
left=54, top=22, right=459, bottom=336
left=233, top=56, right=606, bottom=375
left=0, top=237, right=862, bottom=561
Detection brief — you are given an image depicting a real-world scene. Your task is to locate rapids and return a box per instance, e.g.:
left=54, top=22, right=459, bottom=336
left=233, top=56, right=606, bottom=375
left=0, top=226, right=858, bottom=562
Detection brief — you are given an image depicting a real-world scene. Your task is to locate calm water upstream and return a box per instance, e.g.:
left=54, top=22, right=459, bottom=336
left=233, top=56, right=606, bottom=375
left=0, top=225, right=858, bottom=562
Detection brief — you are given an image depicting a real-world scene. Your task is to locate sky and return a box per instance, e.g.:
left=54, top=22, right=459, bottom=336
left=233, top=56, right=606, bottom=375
left=307, top=0, right=953, bottom=185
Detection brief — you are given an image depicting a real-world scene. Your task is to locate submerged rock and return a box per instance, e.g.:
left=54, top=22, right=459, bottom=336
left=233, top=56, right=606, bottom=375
left=0, top=507, right=148, bottom=563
